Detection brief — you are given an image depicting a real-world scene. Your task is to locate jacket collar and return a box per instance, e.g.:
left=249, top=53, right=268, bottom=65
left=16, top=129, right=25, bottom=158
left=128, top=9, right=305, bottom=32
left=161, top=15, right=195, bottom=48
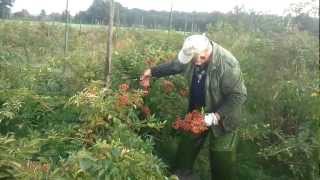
left=208, top=41, right=220, bottom=72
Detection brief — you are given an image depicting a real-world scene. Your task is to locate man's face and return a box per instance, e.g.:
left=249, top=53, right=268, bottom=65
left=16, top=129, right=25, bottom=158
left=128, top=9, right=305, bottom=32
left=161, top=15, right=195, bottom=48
left=192, top=49, right=211, bottom=66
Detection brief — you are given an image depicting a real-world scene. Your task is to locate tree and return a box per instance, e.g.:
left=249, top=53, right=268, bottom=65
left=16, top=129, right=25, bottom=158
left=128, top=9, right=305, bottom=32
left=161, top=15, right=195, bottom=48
left=12, top=9, right=31, bottom=19
left=286, top=0, right=319, bottom=35
left=70, top=0, right=319, bottom=35
left=87, top=0, right=108, bottom=24
left=47, top=12, right=63, bottom=22
left=0, top=0, right=15, bottom=18
left=38, top=9, right=47, bottom=21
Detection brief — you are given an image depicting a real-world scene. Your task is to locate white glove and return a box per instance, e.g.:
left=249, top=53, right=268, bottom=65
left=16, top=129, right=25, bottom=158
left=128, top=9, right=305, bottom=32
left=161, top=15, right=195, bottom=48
left=204, top=113, right=219, bottom=127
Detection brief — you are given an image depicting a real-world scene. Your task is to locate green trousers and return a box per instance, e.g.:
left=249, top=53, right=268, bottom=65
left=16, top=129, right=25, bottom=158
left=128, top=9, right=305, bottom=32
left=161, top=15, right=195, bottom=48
left=174, top=130, right=238, bottom=180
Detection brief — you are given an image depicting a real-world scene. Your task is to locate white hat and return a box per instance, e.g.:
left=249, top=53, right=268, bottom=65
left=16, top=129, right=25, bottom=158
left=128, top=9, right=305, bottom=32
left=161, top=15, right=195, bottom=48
left=178, top=35, right=211, bottom=64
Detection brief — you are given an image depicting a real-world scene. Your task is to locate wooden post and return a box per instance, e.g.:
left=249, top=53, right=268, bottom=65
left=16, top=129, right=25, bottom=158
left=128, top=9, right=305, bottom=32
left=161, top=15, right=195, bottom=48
left=79, top=16, right=82, bottom=34
left=168, top=1, right=173, bottom=34
left=141, top=15, right=144, bottom=28
left=191, top=12, right=195, bottom=33
left=64, top=0, right=69, bottom=56
left=105, top=0, right=114, bottom=88
left=117, top=4, right=121, bottom=27
left=184, top=14, right=188, bottom=36
left=153, top=15, right=156, bottom=31
left=115, top=3, right=120, bottom=38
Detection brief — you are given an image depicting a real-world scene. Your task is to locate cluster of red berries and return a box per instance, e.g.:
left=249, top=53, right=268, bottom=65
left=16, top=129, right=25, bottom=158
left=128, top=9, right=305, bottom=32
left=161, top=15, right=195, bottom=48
left=117, top=94, right=129, bottom=106
left=24, top=161, right=50, bottom=173
left=117, top=83, right=130, bottom=106
left=179, top=88, right=189, bottom=97
left=141, top=106, right=151, bottom=117
left=119, top=83, right=129, bottom=92
left=117, top=83, right=152, bottom=117
left=173, top=111, right=208, bottom=135
left=145, top=59, right=157, bottom=67
left=162, top=80, right=175, bottom=94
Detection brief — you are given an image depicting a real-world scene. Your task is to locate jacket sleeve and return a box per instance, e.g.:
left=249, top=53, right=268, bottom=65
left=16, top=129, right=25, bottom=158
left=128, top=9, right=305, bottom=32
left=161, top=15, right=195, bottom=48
left=217, top=63, right=247, bottom=131
left=151, top=59, right=186, bottom=78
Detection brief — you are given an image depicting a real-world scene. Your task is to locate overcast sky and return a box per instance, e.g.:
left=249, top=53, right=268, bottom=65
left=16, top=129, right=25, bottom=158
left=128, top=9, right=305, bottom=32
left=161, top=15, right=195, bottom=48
left=12, top=0, right=316, bottom=16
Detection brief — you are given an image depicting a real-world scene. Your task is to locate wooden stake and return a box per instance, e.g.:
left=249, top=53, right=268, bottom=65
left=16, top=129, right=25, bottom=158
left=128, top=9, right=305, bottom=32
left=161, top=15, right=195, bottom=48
left=64, top=0, right=69, bottom=56
left=105, top=0, right=114, bottom=88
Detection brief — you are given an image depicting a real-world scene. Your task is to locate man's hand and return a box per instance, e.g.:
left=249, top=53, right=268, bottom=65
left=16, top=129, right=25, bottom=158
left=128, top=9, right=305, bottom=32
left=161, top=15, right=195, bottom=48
left=204, top=113, right=220, bottom=127
left=140, top=69, right=151, bottom=88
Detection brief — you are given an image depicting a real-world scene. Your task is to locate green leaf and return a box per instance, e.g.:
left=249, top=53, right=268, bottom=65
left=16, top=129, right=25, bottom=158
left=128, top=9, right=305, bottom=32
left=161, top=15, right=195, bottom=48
left=79, top=158, right=95, bottom=171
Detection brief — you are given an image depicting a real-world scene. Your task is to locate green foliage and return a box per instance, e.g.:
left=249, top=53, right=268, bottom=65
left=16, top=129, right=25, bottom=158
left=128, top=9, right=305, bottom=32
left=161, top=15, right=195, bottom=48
left=0, top=96, right=23, bottom=123
left=207, top=20, right=319, bottom=179
left=0, top=18, right=318, bottom=179
left=0, top=134, right=49, bottom=179
left=52, top=138, right=167, bottom=179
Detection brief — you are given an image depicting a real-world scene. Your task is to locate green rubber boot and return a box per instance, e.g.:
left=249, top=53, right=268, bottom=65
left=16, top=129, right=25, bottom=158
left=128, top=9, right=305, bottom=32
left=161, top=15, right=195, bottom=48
left=174, top=132, right=208, bottom=173
left=209, top=131, right=238, bottom=180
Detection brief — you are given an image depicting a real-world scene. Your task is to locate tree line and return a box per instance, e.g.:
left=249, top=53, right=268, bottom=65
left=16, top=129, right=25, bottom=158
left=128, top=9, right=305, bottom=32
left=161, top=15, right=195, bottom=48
left=1, top=0, right=319, bottom=35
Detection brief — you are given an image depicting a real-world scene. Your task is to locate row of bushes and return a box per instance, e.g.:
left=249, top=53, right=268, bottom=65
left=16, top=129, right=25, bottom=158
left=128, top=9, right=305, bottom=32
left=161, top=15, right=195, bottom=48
left=0, top=20, right=319, bottom=179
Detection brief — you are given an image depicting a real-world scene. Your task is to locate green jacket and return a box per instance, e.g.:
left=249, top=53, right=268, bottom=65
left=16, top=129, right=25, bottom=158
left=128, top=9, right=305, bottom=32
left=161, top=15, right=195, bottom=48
left=151, top=41, right=247, bottom=136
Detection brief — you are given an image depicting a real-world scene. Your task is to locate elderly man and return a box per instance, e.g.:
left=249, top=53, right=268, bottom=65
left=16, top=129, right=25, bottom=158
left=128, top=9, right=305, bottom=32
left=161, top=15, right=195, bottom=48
left=140, top=34, right=247, bottom=180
